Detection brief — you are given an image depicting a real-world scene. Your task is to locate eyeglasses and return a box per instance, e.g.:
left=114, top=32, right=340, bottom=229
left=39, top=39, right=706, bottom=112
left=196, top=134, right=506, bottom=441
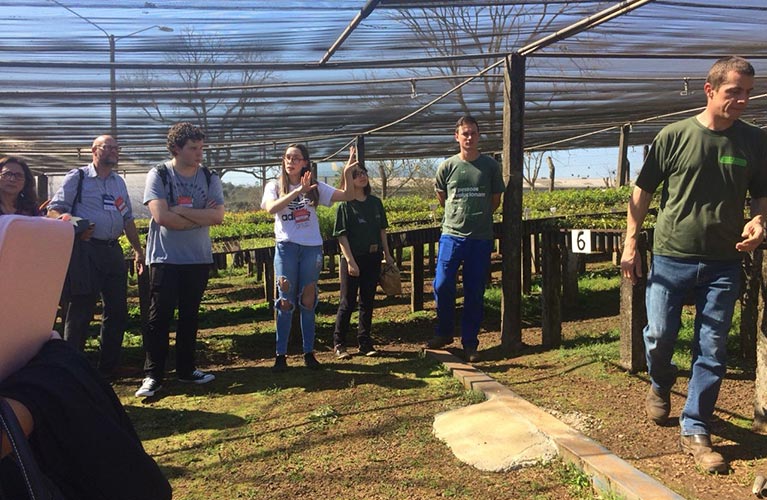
left=96, top=145, right=121, bottom=152
left=0, top=171, right=24, bottom=181
left=352, top=169, right=368, bottom=179
left=284, top=155, right=305, bottom=162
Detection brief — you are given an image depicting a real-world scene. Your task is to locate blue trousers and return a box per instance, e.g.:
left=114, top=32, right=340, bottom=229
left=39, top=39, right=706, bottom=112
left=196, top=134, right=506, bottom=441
left=433, top=234, right=493, bottom=350
left=273, top=242, right=323, bottom=355
left=644, top=255, right=741, bottom=435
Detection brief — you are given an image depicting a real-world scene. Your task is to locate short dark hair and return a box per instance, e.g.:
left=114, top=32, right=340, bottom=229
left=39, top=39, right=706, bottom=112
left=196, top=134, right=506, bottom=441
left=706, top=56, right=754, bottom=90
left=455, top=115, right=480, bottom=134
left=166, top=122, right=205, bottom=156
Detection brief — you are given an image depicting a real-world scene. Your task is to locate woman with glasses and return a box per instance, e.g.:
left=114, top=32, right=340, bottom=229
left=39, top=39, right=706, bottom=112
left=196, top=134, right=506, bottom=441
left=261, top=144, right=356, bottom=372
left=0, top=157, right=39, bottom=216
left=332, top=164, right=393, bottom=359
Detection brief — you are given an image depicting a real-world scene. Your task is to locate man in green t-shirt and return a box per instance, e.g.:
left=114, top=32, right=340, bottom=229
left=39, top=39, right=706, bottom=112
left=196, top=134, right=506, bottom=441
left=621, top=56, right=767, bottom=474
left=425, top=115, right=504, bottom=362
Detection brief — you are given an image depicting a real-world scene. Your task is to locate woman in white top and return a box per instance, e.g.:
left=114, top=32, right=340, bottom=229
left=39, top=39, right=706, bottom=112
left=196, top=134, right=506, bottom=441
left=261, top=143, right=356, bottom=372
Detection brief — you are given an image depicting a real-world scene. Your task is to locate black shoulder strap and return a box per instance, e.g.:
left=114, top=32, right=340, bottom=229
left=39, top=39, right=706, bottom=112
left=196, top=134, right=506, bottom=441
left=72, top=167, right=85, bottom=210
left=155, top=162, right=173, bottom=203
left=201, top=166, right=213, bottom=188
left=156, top=164, right=215, bottom=203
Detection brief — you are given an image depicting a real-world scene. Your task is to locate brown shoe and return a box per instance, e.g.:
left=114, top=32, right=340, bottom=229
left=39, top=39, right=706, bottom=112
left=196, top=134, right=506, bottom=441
left=680, top=434, right=728, bottom=474
left=645, top=385, right=670, bottom=425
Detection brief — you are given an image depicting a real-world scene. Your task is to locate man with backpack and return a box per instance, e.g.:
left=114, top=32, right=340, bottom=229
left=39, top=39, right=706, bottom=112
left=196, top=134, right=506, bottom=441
left=47, top=135, right=144, bottom=378
left=135, top=122, right=225, bottom=398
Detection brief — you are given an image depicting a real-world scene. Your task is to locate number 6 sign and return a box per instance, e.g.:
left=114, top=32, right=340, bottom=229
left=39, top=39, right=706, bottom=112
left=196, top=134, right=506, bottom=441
left=571, top=229, right=592, bottom=253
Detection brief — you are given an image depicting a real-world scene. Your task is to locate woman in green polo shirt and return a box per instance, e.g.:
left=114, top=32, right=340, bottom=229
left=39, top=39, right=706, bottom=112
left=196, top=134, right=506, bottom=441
left=332, top=165, right=394, bottom=358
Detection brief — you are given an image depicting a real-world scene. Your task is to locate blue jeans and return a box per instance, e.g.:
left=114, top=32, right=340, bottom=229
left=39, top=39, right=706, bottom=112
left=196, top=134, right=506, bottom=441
left=433, top=234, right=493, bottom=350
left=273, top=242, right=323, bottom=355
left=644, top=255, right=741, bottom=436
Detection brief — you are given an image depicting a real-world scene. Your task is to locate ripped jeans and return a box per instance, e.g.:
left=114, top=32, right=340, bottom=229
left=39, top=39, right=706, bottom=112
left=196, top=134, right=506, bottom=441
left=273, top=241, right=323, bottom=355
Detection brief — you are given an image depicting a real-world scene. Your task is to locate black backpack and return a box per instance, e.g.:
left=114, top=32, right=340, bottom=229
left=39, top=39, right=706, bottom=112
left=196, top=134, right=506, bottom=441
left=153, top=162, right=215, bottom=204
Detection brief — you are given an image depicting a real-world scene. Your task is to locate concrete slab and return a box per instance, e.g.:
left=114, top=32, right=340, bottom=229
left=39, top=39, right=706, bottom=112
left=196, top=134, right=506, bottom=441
left=426, top=349, right=686, bottom=500
left=433, top=398, right=557, bottom=472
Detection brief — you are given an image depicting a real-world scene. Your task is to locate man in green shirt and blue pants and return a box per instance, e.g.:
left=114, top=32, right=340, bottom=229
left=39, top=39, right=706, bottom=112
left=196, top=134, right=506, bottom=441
left=622, top=56, right=767, bottom=474
left=426, top=115, right=504, bottom=362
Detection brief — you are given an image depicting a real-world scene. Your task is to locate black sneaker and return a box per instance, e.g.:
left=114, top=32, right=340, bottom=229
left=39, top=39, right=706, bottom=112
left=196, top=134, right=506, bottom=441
left=464, top=347, right=481, bottom=363
left=334, top=345, right=351, bottom=360
left=272, top=355, right=288, bottom=373
left=425, top=336, right=453, bottom=349
left=359, top=344, right=378, bottom=357
left=178, top=369, right=215, bottom=384
left=304, top=352, right=322, bottom=370
left=135, top=377, right=162, bottom=397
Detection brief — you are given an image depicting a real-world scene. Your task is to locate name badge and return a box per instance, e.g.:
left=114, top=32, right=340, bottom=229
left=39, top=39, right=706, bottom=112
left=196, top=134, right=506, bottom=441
left=102, top=194, right=117, bottom=211
left=177, top=195, right=193, bottom=208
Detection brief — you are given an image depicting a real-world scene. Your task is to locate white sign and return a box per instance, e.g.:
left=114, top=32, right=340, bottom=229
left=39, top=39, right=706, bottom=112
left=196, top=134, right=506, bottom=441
left=571, top=229, right=592, bottom=254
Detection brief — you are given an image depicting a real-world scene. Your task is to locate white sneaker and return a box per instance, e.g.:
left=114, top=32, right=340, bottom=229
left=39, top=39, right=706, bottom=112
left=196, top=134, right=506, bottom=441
left=135, top=377, right=161, bottom=397
left=178, top=369, right=215, bottom=384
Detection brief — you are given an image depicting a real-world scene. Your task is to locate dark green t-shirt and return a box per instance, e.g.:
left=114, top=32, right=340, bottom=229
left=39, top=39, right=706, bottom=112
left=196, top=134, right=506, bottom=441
left=636, top=116, right=767, bottom=260
left=435, top=153, right=504, bottom=240
left=333, top=195, right=388, bottom=257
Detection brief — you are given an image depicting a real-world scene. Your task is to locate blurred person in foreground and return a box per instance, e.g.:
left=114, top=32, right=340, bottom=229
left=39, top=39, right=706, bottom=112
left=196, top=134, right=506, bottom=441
left=621, top=56, right=767, bottom=474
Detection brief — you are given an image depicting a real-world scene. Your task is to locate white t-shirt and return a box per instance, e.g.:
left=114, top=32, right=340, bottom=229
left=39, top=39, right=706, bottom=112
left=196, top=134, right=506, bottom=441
left=261, top=180, right=335, bottom=246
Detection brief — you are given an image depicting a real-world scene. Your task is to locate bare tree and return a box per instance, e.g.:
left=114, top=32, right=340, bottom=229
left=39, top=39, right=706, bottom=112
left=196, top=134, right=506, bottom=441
left=374, top=157, right=438, bottom=199
left=396, top=4, right=573, bottom=132
left=122, top=29, right=274, bottom=179
left=523, top=151, right=546, bottom=191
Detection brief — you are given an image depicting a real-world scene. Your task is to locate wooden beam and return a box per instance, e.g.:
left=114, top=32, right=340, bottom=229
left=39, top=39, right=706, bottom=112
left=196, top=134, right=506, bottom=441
left=411, top=243, right=424, bottom=312
left=616, top=123, right=631, bottom=187
left=541, top=230, right=562, bottom=348
left=501, top=53, right=525, bottom=354
left=619, top=231, right=649, bottom=373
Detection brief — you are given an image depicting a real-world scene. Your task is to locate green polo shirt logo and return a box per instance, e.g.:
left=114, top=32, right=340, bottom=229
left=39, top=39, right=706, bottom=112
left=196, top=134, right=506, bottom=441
left=720, top=155, right=747, bottom=167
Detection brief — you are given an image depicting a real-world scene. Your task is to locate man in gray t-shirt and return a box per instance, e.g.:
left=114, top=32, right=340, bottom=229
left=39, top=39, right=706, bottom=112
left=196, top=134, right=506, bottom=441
left=135, top=122, right=225, bottom=398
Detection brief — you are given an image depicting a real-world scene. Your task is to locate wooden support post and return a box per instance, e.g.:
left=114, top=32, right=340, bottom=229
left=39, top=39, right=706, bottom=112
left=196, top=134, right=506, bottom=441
left=355, top=134, right=365, bottom=171
left=255, top=252, right=262, bottom=281
left=395, top=247, right=403, bottom=268
left=617, top=123, right=631, bottom=187
left=500, top=52, right=525, bottom=353
left=541, top=231, right=562, bottom=348
left=522, top=222, right=532, bottom=294
left=620, top=231, right=649, bottom=373
left=532, top=233, right=541, bottom=274
left=36, top=173, right=48, bottom=204
left=741, top=249, right=761, bottom=362
left=562, top=246, right=581, bottom=309
left=755, top=250, right=767, bottom=433
left=327, top=251, right=336, bottom=274
left=411, top=243, right=424, bottom=312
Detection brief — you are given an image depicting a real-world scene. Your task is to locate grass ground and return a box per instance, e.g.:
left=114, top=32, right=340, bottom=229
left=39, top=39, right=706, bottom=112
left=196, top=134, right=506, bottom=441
left=75, top=257, right=766, bottom=499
